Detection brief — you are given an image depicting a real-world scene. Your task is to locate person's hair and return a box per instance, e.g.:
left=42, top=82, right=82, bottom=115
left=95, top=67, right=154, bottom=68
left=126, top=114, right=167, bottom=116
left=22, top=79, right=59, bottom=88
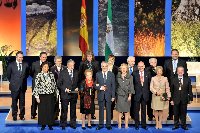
left=127, top=56, right=135, bottom=62
left=177, top=66, right=184, bottom=71
left=101, top=61, right=108, bottom=66
left=67, top=59, right=75, bottom=65
left=155, top=66, right=163, bottom=74
left=108, top=54, right=115, bottom=60
left=40, top=61, right=49, bottom=71
left=171, top=49, right=179, bottom=54
left=84, top=69, right=93, bottom=76
left=119, top=63, right=129, bottom=74
left=83, top=50, right=95, bottom=61
left=39, top=52, right=47, bottom=57
left=54, top=56, right=62, bottom=63
left=16, top=51, right=23, bottom=56
left=149, top=58, right=157, bottom=63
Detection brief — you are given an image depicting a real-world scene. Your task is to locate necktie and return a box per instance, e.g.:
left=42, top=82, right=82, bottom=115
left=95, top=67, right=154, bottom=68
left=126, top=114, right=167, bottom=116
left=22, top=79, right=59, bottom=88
left=103, top=72, right=106, bottom=84
left=69, top=70, right=73, bottom=80
left=129, top=67, right=133, bottom=74
left=140, top=71, right=144, bottom=86
left=173, top=60, right=177, bottom=73
left=19, top=63, right=22, bottom=75
left=178, top=77, right=183, bottom=90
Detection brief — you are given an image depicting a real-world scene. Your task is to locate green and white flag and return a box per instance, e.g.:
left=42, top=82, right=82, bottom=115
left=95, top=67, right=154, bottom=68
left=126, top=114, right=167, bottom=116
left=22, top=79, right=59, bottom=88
left=105, top=0, right=114, bottom=62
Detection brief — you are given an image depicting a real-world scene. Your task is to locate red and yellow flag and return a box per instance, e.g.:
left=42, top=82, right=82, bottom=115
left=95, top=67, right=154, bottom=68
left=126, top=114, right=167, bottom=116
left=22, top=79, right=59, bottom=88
left=79, top=0, right=89, bottom=59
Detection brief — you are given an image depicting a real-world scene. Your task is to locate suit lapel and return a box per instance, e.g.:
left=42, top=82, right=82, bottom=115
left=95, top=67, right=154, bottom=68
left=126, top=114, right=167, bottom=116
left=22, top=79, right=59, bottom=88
left=169, top=60, right=173, bottom=73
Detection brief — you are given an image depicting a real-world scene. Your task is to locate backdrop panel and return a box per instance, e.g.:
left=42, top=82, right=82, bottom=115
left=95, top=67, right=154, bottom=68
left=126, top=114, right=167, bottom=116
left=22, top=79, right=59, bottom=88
left=0, top=0, right=21, bottom=55
left=26, top=0, right=57, bottom=56
left=171, top=0, right=200, bottom=57
left=134, top=0, right=165, bottom=56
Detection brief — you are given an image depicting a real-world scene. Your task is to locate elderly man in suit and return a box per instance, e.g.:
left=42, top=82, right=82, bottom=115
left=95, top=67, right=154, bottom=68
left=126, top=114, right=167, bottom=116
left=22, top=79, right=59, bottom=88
left=95, top=61, right=115, bottom=130
left=30, top=52, right=48, bottom=119
left=164, top=49, right=188, bottom=120
left=171, top=66, right=193, bottom=130
left=7, top=51, right=29, bottom=121
left=58, top=59, right=79, bottom=130
left=133, top=61, right=151, bottom=130
left=50, top=56, right=66, bottom=120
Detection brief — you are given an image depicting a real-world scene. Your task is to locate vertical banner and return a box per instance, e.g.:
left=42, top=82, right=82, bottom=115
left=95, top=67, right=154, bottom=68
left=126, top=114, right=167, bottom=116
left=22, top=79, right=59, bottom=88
left=134, top=0, right=165, bottom=56
left=26, top=0, right=57, bottom=56
left=171, top=0, right=200, bottom=57
left=98, top=0, right=129, bottom=56
left=63, top=0, right=93, bottom=56
left=0, top=0, right=21, bottom=55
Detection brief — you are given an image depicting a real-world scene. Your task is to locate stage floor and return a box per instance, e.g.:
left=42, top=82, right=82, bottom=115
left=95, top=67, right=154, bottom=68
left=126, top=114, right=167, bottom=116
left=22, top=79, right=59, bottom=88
left=0, top=82, right=193, bottom=125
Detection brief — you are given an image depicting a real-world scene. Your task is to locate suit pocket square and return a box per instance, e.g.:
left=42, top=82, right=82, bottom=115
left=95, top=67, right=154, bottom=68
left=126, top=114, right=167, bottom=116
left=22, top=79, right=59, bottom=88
left=96, top=84, right=99, bottom=87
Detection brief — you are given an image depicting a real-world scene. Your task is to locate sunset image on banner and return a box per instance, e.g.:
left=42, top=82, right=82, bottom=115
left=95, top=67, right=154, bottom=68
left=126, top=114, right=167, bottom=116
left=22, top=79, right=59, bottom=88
left=0, top=0, right=21, bottom=55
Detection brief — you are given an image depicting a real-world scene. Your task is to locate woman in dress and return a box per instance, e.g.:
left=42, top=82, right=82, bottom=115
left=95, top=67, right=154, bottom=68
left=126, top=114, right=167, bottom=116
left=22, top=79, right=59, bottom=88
left=116, top=63, right=135, bottom=129
left=79, top=69, right=95, bottom=129
left=150, top=66, right=171, bottom=129
left=33, top=61, right=57, bottom=130
left=79, top=50, right=99, bottom=119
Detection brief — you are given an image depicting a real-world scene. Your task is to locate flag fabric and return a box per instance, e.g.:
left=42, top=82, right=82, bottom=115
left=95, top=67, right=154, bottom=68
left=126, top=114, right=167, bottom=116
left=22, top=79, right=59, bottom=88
left=105, top=0, right=114, bottom=62
left=79, top=0, right=89, bottom=59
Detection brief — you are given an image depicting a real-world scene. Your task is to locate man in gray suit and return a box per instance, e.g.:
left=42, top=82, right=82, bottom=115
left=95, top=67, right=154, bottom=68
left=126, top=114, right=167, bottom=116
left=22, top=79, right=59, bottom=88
left=95, top=61, right=115, bottom=130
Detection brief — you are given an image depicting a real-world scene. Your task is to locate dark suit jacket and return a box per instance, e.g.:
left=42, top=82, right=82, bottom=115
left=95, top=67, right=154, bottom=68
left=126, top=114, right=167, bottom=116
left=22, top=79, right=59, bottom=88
left=164, top=58, right=188, bottom=84
left=171, top=76, right=193, bottom=104
left=111, top=65, right=119, bottom=77
left=95, top=71, right=115, bottom=102
left=57, top=69, right=79, bottom=99
left=79, top=60, right=99, bottom=83
left=145, top=66, right=156, bottom=78
left=50, top=65, right=66, bottom=82
left=7, top=61, right=29, bottom=92
left=132, top=70, right=151, bottom=102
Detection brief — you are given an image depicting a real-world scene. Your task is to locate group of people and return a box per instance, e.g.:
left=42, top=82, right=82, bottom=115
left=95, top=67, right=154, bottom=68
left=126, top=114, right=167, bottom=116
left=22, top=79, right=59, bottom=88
left=7, top=49, right=193, bottom=131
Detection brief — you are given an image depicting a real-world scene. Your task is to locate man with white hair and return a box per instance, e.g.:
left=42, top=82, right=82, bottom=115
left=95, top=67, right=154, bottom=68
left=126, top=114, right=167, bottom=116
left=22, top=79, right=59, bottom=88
left=127, top=56, right=138, bottom=120
left=145, top=58, right=157, bottom=121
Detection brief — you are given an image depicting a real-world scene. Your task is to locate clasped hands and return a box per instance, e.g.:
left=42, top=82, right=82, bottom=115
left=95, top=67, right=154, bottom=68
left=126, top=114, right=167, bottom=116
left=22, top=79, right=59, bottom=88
left=65, top=88, right=79, bottom=93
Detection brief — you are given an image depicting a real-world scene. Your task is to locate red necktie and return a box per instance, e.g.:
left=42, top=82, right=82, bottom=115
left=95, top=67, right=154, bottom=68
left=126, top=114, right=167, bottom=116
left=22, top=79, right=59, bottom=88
left=140, top=71, right=144, bottom=86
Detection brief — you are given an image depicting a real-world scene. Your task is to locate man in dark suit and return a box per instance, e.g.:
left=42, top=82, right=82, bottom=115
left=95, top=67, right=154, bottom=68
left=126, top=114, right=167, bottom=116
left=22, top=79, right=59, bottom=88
left=50, top=56, right=66, bottom=120
left=133, top=61, right=151, bottom=130
left=58, top=59, right=78, bottom=130
left=95, top=61, right=115, bottom=130
left=164, top=49, right=188, bottom=120
left=7, top=51, right=29, bottom=121
left=127, top=56, right=138, bottom=120
left=30, top=52, right=47, bottom=119
left=171, top=66, right=193, bottom=130
left=145, top=58, right=157, bottom=121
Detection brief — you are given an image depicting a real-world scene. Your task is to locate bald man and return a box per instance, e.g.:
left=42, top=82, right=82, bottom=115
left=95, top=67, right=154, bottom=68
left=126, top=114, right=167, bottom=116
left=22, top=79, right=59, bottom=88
left=132, top=61, right=151, bottom=130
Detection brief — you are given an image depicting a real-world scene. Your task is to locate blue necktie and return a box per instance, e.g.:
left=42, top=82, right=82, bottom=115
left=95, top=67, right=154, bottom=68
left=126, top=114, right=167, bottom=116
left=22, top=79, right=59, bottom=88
left=103, top=72, right=106, bottom=84
left=129, top=67, right=133, bottom=74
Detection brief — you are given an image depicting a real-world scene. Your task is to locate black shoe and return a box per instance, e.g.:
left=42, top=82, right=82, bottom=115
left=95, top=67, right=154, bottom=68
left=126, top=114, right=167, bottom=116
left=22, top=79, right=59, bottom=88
left=13, top=117, right=17, bottom=121
left=87, top=126, right=92, bottom=129
left=91, top=115, right=96, bottom=119
left=172, top=126, right=179, bottom=130
left=167, top=116, right=173, bottom=120
left=20, top=117, right=25, bottom=120
left=61, top=127, right=65, bottom=130
left=49, top=126, right=53, bottom=130
left=142, top=126, right=148, bottom=130
left=82, top=127, right=86, bottom=130
left=106, top=126, right=112, bottom=130
left=135, top=126, right=139, bottom=130
left=41, top=125, right=46, bottom=130
left=181, top=126, right=188, bottom=130
left=31, top=116, right=36, bottom=119
left=96, top=126, right=103, bottom=130
left=70, top=125, right=76, bottom=129
left=121, top=115, right=125, bottom=120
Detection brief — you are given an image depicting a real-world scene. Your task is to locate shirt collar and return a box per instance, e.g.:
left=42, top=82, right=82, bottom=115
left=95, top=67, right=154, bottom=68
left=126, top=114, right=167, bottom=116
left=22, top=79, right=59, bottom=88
left=16, top=60, right=22, bottom=64
left=67, top=68, right=73, bottom=73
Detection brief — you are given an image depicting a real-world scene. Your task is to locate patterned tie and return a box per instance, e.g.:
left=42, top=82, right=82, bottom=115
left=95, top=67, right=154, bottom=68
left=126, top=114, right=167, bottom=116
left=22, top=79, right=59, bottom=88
left=69, top=70, right=73, bottom=81
left=19, top=63, right=22, bottom=75
left=179, top=78, right=182, bottom=88
left=129, top=67, right=133, bottom=75
left=140, top=71, right=144, bottom=86
left=103, top=72, right=106, bottom=85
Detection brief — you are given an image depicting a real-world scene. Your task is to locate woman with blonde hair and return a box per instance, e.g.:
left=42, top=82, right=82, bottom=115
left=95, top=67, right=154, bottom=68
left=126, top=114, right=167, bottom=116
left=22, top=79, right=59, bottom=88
left=116, top=63, right=134, bottom=128
left=150, top=66, right=171, bottom=129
